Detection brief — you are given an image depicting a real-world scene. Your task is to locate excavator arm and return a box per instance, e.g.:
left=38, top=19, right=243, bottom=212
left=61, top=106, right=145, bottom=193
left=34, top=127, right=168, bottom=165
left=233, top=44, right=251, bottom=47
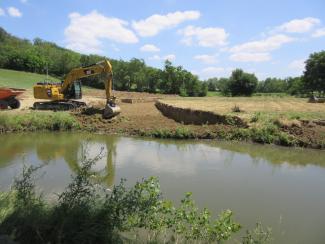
left=33, top=59, right=120, bottom=118
left=61, top=60, right=114, bottom=102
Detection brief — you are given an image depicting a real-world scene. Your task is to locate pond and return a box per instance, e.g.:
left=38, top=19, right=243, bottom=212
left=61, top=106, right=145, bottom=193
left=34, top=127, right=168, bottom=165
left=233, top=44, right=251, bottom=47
left=0, top=132, right=325, bottom=243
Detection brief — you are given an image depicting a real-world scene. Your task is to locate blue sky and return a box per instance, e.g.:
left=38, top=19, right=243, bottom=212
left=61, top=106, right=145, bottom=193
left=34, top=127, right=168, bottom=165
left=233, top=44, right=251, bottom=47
left=0, top=0, right=325, bottom=80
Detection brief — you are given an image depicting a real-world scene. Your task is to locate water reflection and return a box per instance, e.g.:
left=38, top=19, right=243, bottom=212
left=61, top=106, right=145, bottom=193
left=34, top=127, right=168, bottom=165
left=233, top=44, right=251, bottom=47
left=0, top=133, right=118, bottom=187
left=0, top=133, right=325, bottom=244
left=1, top=133, right=325, bottom=187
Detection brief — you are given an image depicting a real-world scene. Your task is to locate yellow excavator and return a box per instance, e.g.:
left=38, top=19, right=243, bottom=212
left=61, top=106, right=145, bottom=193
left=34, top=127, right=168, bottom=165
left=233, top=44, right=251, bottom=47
left=33, top=59, right=120, bottom=118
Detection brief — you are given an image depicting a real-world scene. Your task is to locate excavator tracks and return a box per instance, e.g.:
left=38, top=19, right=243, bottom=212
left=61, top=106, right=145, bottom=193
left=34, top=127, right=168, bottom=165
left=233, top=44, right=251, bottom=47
left=33, top=100, right=86, bottom=111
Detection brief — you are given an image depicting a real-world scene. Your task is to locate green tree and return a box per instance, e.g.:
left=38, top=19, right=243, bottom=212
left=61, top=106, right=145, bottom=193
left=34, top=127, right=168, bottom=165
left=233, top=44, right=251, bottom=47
left=303, top=51, right=325, bottom=95
left=286, top=76, right=304, bottom=95
left=228, top=69, right=258, bottom=96
left=206, top=78, right=219, bottom=91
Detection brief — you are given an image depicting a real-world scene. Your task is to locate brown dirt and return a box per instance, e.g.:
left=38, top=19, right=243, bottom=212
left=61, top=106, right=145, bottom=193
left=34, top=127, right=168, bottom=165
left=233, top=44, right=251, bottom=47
left=280, top=120, right=325, bottom=148
left=3, top=88, right=325, bottom=148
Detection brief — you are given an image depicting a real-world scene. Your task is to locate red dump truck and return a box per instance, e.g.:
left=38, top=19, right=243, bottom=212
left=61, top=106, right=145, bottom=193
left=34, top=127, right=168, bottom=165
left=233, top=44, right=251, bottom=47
left=0, top=87, right=26, bottom=109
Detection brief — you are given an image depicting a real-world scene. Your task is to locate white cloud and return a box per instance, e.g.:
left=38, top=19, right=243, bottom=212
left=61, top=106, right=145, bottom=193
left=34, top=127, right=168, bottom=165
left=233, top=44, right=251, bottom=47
left=132, top=10, right=200, bottom=37
left=140, top=44, right=160, bottom=52
left=64, top=11, right=138, bottom=54
left=21, top=0, right=28, bottom=3
left=164, top=54, right=176, bottom=61
left=149, top=54, right=176, bottom=62
left=312, top=28, right=325, bottom=38
left=179, top=25, right=228, bottom=47
left=229, top=34, right=294, bottom=53
left=0, top=8, right=5, bottom=16
left=194, top=54, right=218, bottom=64
left=230, top=52, right=271, bottom=62
left=289, top=59, right=305, bottom=71
left=198, top=66, right=233, bottom=79
left=275, top=17, right=320, bottom=33
left=7, top=7, right=22, bottom=17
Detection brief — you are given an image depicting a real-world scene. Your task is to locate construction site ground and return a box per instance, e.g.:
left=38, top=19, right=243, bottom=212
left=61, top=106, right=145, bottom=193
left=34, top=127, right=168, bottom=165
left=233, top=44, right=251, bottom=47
left=4, top=88, right=325, bottom=149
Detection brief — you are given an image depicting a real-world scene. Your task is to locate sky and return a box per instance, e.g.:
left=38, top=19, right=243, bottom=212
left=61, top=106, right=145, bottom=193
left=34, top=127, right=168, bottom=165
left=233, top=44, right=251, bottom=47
left=0, top=0, right=325, bottom=80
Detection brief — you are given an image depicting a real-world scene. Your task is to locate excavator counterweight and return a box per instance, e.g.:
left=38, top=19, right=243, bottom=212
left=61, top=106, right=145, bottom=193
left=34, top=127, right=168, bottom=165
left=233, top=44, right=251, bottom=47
left=33, top=60, right=120, bottom=119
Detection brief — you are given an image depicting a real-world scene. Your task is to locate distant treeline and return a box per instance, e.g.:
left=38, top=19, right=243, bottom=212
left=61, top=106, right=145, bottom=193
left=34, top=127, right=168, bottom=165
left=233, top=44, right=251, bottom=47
left=206, top=75, right=304, bottom=96
left=0, top=27, right=207, bottom=97
left=1, top=27, right=324, bottom=97
left=205, top=50, right=325, bottom=97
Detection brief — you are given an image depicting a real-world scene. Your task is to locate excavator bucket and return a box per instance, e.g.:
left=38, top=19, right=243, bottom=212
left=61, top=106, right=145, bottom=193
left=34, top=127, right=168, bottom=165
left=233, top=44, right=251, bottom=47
left=103, top=103, right=121, bottom=119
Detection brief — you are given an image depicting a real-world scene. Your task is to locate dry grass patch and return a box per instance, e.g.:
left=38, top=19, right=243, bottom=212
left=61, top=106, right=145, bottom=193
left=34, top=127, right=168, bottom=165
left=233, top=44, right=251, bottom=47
left=160, top=96, right=325, bottom=121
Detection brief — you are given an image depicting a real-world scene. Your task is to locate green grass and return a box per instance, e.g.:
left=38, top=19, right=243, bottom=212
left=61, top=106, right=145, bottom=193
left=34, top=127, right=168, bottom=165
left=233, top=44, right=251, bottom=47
left=206, top=91, right=222, bottom=97
left=0, top=69, right=60, bottom=89
left=0, top=111, right=80, bottom=132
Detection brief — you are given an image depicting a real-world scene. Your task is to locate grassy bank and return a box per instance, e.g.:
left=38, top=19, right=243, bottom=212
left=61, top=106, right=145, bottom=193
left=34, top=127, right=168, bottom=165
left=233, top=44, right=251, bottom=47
left=150, top=98, right=325, bottom=149
left=139, top=125, right=299, bottom=147
left=0, top=111, right=80, bottom=132
left=1, top=108, right=324, bottom=149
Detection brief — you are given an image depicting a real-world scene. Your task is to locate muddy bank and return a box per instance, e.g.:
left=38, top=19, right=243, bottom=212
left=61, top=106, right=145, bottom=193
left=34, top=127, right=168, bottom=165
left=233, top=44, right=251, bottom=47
left=72, top=101, right=325, bottom=149
left=155, top=100, right=247, bottom=127
left=1, top=99, right=325, bottom=149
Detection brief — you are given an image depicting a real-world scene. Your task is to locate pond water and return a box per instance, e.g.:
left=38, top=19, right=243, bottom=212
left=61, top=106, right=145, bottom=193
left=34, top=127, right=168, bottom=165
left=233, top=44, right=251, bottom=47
left=0, top=132, right=325, bottom=243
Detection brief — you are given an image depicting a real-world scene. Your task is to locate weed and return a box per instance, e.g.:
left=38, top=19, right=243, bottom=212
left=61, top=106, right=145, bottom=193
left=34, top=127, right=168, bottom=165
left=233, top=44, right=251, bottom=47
left=242, top=222, right=272, bottom=244
left=232, top=104, right=242, bottom=113
left=250, top=112, right=261, bottom=123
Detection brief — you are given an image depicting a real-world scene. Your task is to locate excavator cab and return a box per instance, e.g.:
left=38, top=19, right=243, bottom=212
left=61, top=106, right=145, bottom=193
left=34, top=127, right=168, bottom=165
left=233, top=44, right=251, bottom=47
left=64, top=81, right=82, bottom=99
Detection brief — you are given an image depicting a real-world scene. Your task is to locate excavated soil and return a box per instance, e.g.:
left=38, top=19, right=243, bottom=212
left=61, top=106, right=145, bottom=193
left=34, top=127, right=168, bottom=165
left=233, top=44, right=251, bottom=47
left=280, top=121, right=325, bottom=148
left=3, top=88, right=325, bottom=148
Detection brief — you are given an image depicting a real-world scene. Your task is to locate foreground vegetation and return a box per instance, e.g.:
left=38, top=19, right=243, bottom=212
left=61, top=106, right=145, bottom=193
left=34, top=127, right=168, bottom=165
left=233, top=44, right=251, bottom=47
left=0, top=153, right=271, bottom=244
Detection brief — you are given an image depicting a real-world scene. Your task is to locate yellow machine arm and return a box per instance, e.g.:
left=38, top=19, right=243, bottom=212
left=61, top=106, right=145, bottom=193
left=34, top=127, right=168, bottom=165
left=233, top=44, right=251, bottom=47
left=33, top=59, right=120, bottom=118
left=62, top=59, right=114, bottom=102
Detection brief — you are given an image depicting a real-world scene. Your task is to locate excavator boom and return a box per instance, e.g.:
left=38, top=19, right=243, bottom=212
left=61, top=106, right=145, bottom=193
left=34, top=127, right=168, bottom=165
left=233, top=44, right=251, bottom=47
left=33, top=59, right=120, bottom=119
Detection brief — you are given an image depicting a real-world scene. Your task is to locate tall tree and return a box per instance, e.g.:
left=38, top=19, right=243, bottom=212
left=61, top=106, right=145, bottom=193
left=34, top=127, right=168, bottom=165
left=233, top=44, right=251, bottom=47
left=227, top=69, right=258, bottom=96
left=303, top=51, right=325, bottom=95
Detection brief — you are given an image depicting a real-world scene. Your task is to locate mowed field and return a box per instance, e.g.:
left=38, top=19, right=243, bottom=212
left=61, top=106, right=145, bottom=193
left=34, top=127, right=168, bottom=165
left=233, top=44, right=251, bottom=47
left=161, top=96, right=325, bottom=121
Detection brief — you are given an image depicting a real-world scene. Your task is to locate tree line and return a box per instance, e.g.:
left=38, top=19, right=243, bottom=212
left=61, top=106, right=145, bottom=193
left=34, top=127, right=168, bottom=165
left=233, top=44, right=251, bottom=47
left=1, top=27, right=324, bottom=97
left=206, top=74, right=304, bottom=96
left=0, top=27, right=207, bottom=97
left=205, top=50, right=325, bottom=97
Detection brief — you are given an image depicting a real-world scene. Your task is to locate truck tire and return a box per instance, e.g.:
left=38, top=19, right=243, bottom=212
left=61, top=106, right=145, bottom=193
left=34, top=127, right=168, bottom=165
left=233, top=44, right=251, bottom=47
left=0, top=100, right=9, bottom=110
left=8, top=98, right=20, bottom=109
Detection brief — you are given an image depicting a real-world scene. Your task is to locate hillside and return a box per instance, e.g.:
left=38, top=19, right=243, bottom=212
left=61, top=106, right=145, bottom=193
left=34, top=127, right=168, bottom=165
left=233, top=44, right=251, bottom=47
left=0, top=27, right=206, bottom=96
left=0, top=68, right=59, bottom=89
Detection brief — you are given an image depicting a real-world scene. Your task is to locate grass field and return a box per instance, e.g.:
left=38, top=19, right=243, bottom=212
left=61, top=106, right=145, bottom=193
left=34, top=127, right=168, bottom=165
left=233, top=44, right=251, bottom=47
left=0, top=68, right=60, bottom=89
left=161, top=96, right=325, bottom=121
